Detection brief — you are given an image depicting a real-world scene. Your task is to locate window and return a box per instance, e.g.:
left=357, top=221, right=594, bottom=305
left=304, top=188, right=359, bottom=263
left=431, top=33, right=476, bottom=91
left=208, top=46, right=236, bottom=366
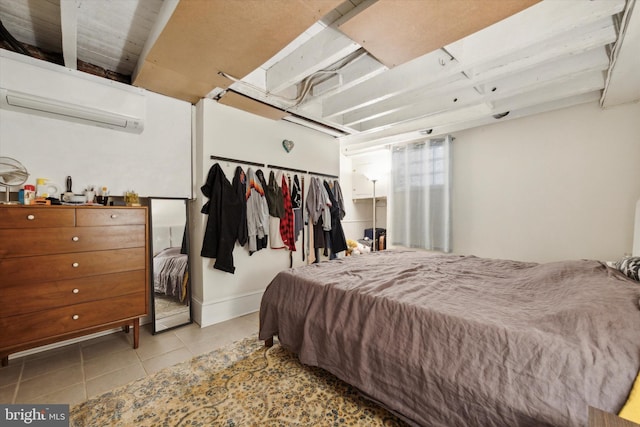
left=390, top=136, right=452, bottom=251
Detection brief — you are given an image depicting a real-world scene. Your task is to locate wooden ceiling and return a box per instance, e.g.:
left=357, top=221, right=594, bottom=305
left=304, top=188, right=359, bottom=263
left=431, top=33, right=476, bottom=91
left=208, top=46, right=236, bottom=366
left=132, top=0, right=343, bottom=103
left=338, top=0, right=541, bottom=68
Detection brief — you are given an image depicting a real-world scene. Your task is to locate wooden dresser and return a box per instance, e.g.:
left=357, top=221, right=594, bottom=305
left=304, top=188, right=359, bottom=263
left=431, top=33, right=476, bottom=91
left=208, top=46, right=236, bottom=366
left=0, top=205, right=149, bottom=366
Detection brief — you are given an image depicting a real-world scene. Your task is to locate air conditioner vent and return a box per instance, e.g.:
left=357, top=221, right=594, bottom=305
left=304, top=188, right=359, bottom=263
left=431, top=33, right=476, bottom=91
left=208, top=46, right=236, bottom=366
left=0, top=88, right=145, bottom=133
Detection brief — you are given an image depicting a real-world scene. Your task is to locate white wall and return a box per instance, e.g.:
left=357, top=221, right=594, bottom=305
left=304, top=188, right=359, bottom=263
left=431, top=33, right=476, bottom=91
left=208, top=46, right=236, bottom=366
left=452, top=101, right=640, bottom=262
left=192, top=99, right=339, bottom=326
left=0, top=51, right=192, bottom=198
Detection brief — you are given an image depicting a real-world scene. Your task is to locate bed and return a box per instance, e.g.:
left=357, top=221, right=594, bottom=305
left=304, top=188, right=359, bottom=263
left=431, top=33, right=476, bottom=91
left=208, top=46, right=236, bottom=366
left=153, top=225, right=188, bottom=302
left=258, top=250, right=640, bottom=427
left=153, top=246, right=188, bottom=301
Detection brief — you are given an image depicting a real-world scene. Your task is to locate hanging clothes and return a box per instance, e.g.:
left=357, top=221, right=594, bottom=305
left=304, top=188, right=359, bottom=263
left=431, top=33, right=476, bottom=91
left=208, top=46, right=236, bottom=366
left=332, top=179, right=346, bottom=221
left=320, top=180, right=332, bottom=232
left=323, top=179, right=348, bottom=255
left=290, top=175, right=304, bottom=241
left=304, top=177, right=317, bottom=263
left=305, top=176, right=332, bottom=259
left=255, top=169, right=270, bottom=251
left=280, top=173, right=296, bottom=252
left=200, top=163, right=242, bottom=274
left=256, top=169, right=269, bottom=195
left=307, top=212, right=316, bottom=264
left=290, top=174, right=304, bottom=242
left=300, top=175, right=306, bottom=262
left=267, top=171, right=286, bottom=249
left=232, top=166, right=248, bottom=247
left=264, top=170, right=284, bottom=218
left=246, top=168, right=269, bottom=255
left=305, top=176, right=331, bottom=228
left=318, top=180, right=332, bottom=258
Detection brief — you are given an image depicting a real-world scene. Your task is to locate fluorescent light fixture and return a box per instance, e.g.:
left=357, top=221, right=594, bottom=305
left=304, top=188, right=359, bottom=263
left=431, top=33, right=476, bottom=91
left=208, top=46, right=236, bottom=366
left=0, top=88, right=144, bottom=133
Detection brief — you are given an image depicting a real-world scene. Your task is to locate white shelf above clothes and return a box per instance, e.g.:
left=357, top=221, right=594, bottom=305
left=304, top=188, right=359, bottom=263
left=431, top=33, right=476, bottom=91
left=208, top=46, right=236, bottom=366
left=350, top=151, right=390, bottom=200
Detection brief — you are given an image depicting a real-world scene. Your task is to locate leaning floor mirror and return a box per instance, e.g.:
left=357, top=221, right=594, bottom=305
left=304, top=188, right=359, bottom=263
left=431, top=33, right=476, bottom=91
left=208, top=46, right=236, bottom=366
left=149, top=197, right=192, bottom=333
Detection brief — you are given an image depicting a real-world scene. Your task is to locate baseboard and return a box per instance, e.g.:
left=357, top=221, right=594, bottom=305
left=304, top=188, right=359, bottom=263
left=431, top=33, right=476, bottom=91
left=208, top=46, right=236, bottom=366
left=193, top=290, right=263, bottom=328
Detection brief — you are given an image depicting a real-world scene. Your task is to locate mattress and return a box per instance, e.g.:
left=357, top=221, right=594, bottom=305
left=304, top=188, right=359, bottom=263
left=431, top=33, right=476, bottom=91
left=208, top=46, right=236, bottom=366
left=259, top=250, right=640, bottom=427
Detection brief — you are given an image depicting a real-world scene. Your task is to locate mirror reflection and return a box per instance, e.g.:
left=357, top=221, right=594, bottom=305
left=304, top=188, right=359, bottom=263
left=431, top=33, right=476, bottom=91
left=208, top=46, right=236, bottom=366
left=150, top=198, right=192, bottom=333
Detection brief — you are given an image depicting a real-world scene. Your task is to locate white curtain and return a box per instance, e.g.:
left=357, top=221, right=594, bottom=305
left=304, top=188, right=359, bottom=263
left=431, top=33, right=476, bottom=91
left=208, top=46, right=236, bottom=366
left=389, top=135, right=452, bottom=252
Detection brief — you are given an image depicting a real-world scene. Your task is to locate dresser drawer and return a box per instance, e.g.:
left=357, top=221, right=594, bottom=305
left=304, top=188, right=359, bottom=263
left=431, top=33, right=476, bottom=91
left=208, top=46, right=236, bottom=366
left=0, top=207, right=75, bottom=229
left=0, top=270, right=146, bottom=318
left=76, top=207, right=146, bottom=226
left=0, top=225, right=145, bottom=258
left=0, top=292, right=146, bottom=349
left=0, top=247, right=146, bottom=286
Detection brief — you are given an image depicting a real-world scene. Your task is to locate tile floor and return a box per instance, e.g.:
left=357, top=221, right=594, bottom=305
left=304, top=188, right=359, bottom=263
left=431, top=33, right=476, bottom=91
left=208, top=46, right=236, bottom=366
left=0, top=312, right=259, bottom=406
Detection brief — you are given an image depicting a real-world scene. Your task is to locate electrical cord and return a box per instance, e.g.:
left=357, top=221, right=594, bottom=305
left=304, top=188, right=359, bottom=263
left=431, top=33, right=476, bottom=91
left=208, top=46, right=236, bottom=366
left=218, top=49, right=368, bottom=108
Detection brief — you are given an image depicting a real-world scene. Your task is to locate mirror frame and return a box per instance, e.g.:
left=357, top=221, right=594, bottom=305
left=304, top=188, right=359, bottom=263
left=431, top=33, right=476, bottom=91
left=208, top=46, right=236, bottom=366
left=148, top=197, right=193, bottom=334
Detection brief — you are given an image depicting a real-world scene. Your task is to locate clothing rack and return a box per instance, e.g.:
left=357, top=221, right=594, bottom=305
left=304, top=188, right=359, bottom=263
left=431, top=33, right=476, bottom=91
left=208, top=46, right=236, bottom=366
left=210, top=156, right=338, bottom=179
left=210, top=155, right=263, bottom=168
left=267, top=164, right=307, bottom=175
left=308, top=170, right=339, bottom=179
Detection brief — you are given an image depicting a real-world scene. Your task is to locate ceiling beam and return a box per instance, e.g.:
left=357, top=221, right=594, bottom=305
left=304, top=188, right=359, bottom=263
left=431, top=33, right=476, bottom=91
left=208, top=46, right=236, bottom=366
left=322, top=0, right=623, bottom=120
left=601, top=0, right=640, bottom=107
left=59, top=0, right=78, bottom=70
left=480, top=48, right=610, bottom=96
left=132, top=0, right=180, bottom=83
left=290, top=53, right=386, bottom=116
left=340, top=71, right=605, bottom=148
left=343, top=103, right=495, bottom=148
left=490, top=70, right=605, bottom=114
left=466, top=17, right=617, bottom=80
left=341, top=92, right=602, bottom=156
left=227, top=52, right=386, bottom=128
left=218, top=91, right=289, bottom=120
left=353, top=86, right=485, bottom=131
left=446, top=0, right=624, bottom=67
left=342, top=47, right=610, bottom=129
left=265, top=26, right=360, bottom=94
left=224, top=78, right=359, bottom=135
left=323, top=48, right=455, bottom=118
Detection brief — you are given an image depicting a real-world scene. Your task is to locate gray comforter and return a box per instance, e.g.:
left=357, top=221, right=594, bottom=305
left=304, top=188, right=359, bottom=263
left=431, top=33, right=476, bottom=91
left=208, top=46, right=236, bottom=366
left=258, top=250, right=640, bottom=427
left=153, top=246, right=188, bottom=300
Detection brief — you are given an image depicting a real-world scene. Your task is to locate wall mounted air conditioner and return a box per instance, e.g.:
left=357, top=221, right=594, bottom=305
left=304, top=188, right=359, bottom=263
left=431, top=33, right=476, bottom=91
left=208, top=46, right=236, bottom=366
left=0, top=88, right=145, bottom=133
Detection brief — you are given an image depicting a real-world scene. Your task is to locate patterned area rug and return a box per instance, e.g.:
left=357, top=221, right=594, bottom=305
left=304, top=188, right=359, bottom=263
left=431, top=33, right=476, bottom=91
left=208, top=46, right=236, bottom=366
left=70, top=335, right=407, bottom=426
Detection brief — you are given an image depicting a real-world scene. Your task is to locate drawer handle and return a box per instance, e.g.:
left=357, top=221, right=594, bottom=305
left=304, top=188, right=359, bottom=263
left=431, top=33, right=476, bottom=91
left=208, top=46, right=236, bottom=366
left=72, top=315, right=79, bottom=320
left=72, top=262, right=79, bottom=268
left=110, top=214, right=118, bottom=219
left=72, top=288, right=79, bottom=294
left=72, top=236, right=79, bottom=242
left=27, top=214, right=35, bottom=220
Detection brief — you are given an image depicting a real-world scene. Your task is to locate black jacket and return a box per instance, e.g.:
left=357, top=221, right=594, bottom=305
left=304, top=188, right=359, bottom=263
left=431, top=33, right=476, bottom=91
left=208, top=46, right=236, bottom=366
left=232, top=166, right=248, bottom=247
left=323, top=180, right=348, bottom=254
left=200, top=163, right=242, bottom=273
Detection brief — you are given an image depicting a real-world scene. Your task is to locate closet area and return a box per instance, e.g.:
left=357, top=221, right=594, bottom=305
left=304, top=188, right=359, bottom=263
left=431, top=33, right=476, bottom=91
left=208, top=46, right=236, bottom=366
left=203, top=156, right=345, bottom=270
left=192, top=99, right=341, bottom=327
